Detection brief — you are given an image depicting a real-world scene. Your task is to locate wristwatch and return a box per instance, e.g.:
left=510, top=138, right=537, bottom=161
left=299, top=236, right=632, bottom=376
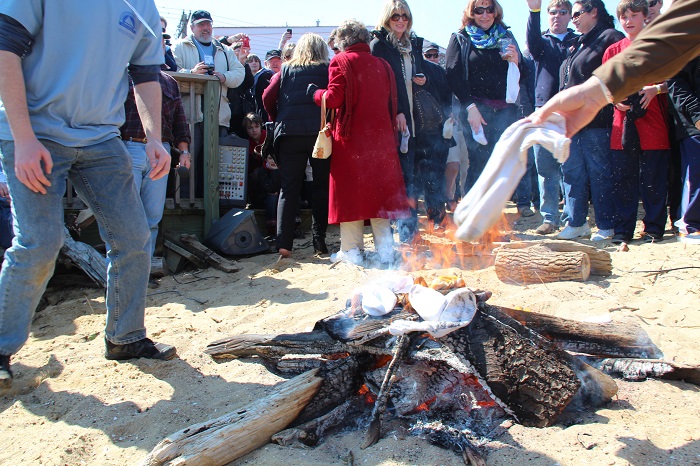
left=181, top=150, right=190, bottom=155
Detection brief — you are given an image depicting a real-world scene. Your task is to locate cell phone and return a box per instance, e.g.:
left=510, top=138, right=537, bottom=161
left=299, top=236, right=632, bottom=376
left=287, top=28, right=292, bottom=34
left=415, top=73, right=425, bottom=79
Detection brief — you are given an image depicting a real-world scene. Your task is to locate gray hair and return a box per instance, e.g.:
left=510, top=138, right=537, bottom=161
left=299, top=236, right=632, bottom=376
left=336, top=19, right=371, bottom=51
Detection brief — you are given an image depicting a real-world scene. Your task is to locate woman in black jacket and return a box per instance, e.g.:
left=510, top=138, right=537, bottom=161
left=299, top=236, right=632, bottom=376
left=555, top=0, right=624, bottom=241
left=446, top=0, right=526, bottom=197
left=370, top=0, right=426, bottom=243
left=262, top=33, right=330, bottom=258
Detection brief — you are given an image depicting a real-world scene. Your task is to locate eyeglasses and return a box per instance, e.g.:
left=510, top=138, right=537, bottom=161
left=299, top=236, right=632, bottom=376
left=648, top=0, right=660, bottom=6
left=390, top=13, right=410, bottom=21
left=571, top=9, right=589, bottom=19
left=473, top=5, right=495, bottom=15
left=424, top=52, right=439, bottom=58
left=548, top=9, right=569, bottom=16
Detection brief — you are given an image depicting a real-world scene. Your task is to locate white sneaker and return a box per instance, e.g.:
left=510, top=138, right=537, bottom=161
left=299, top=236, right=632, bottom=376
left=556, top=224, right=591, bottom=240
left=330, top=248, right=364, bottom=265
left=591, top=229, right=614, bottom=242
left=677, top=232, right=700, bottom=244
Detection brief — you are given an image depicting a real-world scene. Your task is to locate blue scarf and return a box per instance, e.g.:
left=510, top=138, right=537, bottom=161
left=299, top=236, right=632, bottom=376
left=466, top=23, right=509, bottom=49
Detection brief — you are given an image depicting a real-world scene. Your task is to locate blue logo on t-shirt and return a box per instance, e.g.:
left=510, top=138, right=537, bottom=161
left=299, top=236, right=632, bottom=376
left=119, top=12, right=137, bottom=34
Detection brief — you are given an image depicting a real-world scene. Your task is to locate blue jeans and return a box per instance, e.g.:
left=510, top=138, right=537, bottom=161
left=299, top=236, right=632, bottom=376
left=465, top=104, right=518, bottom=193
left=561, top=128, right=616, bottom=230
left=611, top=149, right=669, bottom=238
left=397, top=136, right=417, bottom=242
left=676, top=135, right=700, bottom=234
left=514, top=147, right=536, bottom=209
left=124, top=141, right=169, bottom=256
left=0, top=138, right=151, bottom=355
left=534, top=143, right=563, bottom=225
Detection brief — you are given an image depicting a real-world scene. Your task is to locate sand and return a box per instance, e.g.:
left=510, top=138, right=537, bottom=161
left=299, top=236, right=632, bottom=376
left=0, top=205, right=699, bottom=466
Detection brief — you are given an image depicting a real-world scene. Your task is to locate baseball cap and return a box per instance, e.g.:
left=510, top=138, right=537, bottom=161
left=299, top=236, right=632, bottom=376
left=191, top=10, right=213, bottom=25
left=423, top=42, right=439, bottom=53
left=265, top=49, right=282, bottom=60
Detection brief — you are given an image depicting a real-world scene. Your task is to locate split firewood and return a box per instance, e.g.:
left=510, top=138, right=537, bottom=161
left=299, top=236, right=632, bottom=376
left=494, top=244, right=591, bottom=284
left=496, top=239, right=612, bottom=276
left=140, top=369, right=323, bottom=466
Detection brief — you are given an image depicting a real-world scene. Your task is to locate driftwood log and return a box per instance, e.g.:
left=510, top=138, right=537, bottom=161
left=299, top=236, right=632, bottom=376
left=496, top=240, right=612, bottom=276
left=60, top=227, right=107, bottom=288
left=494, top=245, right=590, bottom=284
left=141, top=369, right=323, bottom=466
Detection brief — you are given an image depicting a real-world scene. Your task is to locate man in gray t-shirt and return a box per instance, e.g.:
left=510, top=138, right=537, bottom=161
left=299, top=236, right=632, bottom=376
left=0, top=0, right=177, bottom=390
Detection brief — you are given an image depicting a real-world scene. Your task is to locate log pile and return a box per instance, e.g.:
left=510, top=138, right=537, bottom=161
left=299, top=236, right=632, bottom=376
left=143, top=274, right=697, bottom=466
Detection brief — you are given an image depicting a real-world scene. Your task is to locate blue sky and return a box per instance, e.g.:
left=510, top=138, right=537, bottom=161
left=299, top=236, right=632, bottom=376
left=155, top=0, right=633, bottom=51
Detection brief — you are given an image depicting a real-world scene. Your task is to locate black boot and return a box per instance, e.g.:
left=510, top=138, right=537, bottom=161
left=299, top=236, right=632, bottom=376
left=313, top=236, right=328, bottom=254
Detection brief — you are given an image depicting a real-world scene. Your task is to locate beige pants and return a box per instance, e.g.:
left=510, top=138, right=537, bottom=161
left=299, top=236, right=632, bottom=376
left=340, top=218, right=393, bottom=253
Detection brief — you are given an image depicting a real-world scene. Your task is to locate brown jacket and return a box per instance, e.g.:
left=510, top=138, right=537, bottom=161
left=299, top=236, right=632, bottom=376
left=593, top=0, right=700, bottom=102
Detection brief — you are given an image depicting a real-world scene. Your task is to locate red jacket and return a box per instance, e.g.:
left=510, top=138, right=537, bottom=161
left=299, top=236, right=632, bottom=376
left=603, top=38, right=670, bottom=151
left=313, top=43, right=410, bottom=224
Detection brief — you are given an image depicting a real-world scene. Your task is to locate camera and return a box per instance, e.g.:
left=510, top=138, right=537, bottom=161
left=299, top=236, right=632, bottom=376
left=204, top=56, right=215, bottom=75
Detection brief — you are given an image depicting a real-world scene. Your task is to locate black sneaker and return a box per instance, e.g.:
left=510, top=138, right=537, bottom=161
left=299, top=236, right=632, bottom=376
left=612, top=233, right=631, bottom=245
left=0, top=355, right=12, bottom=388
left=105, top=338, right=177, bottom=361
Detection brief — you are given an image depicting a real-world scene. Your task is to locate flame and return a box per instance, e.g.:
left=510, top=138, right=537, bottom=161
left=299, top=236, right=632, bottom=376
left=398, top=209, right=512, bottom=272
left=357, top=383, right=377, bottom=403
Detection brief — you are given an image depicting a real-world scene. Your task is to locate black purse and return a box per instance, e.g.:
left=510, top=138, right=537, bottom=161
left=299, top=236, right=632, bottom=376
left=413, top=88, right=445, bottom=135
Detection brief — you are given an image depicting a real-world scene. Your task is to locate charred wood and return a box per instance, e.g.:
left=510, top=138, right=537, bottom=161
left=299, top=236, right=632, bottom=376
left=586, top=358, right=700, bottom=385
left=440, top=303, right=583, bottom=427
left=494, top=305, right=663, bottom=359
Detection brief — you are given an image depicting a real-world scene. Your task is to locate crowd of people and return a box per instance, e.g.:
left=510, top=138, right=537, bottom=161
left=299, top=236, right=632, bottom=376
left=0, top=0, right=698, bottom=387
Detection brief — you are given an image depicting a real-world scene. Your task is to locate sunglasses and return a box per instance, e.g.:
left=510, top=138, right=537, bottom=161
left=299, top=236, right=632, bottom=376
left=548, top=9, right=569, bottom=16
left=424, top=52, right=439, bottom=58
left=390, top=13, right=410, bottom=21
left=648, top=0, right=660, bottom=6
left=571, top=9, right=590, bottom=19
left=473, top=5, right=495, bottom=15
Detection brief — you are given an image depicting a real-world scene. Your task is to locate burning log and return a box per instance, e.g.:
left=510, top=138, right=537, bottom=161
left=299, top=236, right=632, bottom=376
left=141, top=369, right=323, bottom=466
left=495, top=240, right=612, bottom=276
left=495, top=305, right=663, bottom=359
left=494, top=244, right=591, bottom=284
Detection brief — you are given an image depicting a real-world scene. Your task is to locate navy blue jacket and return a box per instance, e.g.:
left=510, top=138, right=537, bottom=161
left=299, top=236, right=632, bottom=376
left=526, top=11, right=578, bottom=107
left=274, top=64, right=329, bottom=140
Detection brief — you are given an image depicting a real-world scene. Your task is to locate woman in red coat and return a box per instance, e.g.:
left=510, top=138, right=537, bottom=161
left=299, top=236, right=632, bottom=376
left=312, top=19, right=410, bottom=264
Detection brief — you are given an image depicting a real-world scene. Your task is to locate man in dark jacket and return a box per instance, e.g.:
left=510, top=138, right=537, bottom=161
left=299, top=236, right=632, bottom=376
left=668, top=57, right=700, bottom=244
left=526, top=0, right=578, bottom=234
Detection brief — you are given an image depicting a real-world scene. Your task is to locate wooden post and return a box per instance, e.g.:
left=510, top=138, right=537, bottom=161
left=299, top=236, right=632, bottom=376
left=202, top=76, right=219, bottom=237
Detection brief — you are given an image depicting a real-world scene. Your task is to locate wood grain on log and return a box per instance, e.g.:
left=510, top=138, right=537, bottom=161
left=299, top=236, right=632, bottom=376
left=496, top=240, right=612, bottom=276
left=141, top=369, right=323, bottom=466
left=495, top=245, right=590, bottom=284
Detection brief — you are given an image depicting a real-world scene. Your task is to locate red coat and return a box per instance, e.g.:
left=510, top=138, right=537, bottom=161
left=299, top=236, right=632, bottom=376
left=313, top=43, right=410, bottom=224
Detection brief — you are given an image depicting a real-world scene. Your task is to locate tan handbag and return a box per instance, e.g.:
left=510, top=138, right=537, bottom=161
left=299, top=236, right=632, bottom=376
left=312, top=92, right=334, bottom=159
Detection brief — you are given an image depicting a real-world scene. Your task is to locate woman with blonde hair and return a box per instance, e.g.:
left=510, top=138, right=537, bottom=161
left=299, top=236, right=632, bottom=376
left=370, top=0, right=429, bottom=243
left=262, top=33, right=331, bottom=258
